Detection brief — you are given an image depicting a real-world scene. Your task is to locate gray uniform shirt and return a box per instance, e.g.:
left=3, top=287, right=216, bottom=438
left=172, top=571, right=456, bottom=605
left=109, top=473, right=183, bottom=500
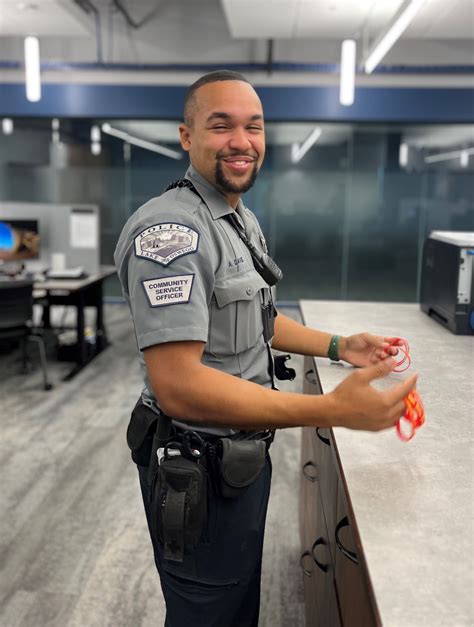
left=114, top=165, right=276, bottom=436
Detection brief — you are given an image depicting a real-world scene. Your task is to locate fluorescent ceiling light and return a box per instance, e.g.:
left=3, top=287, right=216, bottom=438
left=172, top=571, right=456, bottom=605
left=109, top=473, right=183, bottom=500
left=291, top=127, right=322, bottom=164
left=101, top=123, right=183, bottom=160
left=51, top=118, right=60, bottom=143
left=340, top=40, right=356, bottom=107
left=364, top=0, right=425, bottom=74
left=91, top=126, right=101, bottom=155
left=91, top=142, right=101, bottom=156
left=460, top=150, right=469, bottom=168
left=399, top=143, right=409, bottom=167
left=425, top=148, right=474, bottom=164
left=2, top=118, right=14, bottom=135
left=91, top=125, right=101, bottom=142
left=24, top=36, right=41, bottom=102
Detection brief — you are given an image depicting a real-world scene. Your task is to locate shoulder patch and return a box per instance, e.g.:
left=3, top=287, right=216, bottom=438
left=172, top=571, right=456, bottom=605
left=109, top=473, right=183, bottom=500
left=142, top=274, right=194, bottom=307
left=134, top=223, right=199, bottom=266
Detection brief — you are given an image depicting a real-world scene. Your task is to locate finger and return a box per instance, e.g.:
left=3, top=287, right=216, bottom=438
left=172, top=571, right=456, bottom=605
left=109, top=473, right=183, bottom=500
left=358, top=358, right=397, bottom=382
left=387, top=401, right=407, bottom=427
left=374, top=348, right=396, bottom=360
left=368, top=333, right=388, bottom=349
left=384, top=336, right=402, bottom=344
left=384, top=373, right=419, bottom=405
left=383, top=336, right=405, bottom=351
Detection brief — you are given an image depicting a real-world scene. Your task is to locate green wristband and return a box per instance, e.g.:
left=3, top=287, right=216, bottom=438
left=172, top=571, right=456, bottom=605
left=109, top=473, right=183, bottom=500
left=328, top=335, right=341, bottom=361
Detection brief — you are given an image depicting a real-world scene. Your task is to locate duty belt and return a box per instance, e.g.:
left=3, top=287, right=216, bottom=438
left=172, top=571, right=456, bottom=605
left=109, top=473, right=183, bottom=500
left=168, top=424, right=275, bottom=462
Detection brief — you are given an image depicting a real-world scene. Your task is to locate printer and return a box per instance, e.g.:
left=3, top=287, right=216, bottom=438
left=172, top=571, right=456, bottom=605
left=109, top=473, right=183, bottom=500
left=420, top=231, right=474, bottom=335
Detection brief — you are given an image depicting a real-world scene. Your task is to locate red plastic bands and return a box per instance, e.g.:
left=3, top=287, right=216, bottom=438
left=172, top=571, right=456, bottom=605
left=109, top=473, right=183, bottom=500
left=385, top=337, right=425, bottom=441
left=385, top=337, right=411, bottom=372
left=397, top=389, right=425, bottom=442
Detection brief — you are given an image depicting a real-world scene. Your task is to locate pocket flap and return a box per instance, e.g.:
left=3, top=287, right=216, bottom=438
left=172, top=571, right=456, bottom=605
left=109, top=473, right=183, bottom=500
left=126, top=401, right=159, bottom=451
left=219, top=439, right=266, bottom=488
left=213, top=270, right=268, bottom=308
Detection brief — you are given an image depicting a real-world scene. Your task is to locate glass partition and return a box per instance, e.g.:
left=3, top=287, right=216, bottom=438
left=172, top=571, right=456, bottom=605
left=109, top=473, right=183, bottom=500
left=0, top=118, right=472, bottom=301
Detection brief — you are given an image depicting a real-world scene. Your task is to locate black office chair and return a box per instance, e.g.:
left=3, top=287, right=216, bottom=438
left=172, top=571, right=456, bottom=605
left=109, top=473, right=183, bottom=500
left=0, top=279, right=53, bottom=391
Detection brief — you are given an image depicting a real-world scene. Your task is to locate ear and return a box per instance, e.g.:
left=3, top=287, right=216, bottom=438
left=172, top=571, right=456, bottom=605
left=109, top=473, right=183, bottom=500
left=179, top=123, right=191, bottom=152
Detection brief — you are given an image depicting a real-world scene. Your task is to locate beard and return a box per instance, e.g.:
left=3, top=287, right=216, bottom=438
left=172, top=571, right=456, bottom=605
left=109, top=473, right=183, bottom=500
left=214, top=157, right=259, bottom=195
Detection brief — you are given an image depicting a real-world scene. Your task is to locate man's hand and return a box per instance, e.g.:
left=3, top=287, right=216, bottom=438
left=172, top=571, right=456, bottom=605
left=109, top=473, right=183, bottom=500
left=327, top=359, right=418, bottom=432
left=339, top=333, right=402, bottom=368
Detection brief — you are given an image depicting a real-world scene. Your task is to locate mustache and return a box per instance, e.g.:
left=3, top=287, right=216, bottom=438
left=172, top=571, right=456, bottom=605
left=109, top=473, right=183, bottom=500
left=216, top=150, right=259, bottom=160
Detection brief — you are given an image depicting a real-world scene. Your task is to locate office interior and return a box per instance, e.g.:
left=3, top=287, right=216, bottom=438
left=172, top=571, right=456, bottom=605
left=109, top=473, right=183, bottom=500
left=0, top=1, right=473, bottom=626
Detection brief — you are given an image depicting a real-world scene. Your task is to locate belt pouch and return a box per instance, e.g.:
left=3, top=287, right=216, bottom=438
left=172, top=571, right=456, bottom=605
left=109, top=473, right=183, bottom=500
left=217, top=439, right=266, bottom=499
left=126, top=401, right=159, bottom=466
left=153, top=456, right=207, bottom=562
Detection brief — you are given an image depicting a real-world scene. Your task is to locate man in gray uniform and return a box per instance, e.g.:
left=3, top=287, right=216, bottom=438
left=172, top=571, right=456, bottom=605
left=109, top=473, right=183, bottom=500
left=115, top=70, right=417, bottom=627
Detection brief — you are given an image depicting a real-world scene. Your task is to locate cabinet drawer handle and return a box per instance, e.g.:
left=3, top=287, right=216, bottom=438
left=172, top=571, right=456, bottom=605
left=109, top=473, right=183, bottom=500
left=311, top=537, right=329, bottom=573
left=335, top=516, right=359, bottom=565
left=316, top=427, right=331, bottom=447
left=302, top=461, right=318, bottom=482
left=305, top=369, right=317, bottom=385
left=300, top=550, right=313, bottom=577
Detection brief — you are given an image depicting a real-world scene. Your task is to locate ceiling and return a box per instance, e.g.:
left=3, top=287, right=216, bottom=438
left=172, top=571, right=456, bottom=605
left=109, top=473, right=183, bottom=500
left=0, top=0, right=472, bottom=47
left=0, top=0, right=93, bottom=37
left=222, top=0, right=474, bottom=40
left=1, top=1, right=472, bottom=151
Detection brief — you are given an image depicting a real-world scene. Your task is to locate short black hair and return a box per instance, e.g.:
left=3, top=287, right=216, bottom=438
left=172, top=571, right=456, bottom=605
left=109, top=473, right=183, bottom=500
left=183, top=70, right=251, bottom=127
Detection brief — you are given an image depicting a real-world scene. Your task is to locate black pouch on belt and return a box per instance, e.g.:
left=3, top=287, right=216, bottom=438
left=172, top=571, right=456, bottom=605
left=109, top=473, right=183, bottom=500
left=217, top=438, right=267, bottom=498
left=152, top=454, right=207, bottom=562
left=126, top=400, right=159, bottom=466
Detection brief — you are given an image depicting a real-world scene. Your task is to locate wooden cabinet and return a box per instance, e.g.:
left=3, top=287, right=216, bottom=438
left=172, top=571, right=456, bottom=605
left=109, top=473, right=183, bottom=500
left=334, top=487, right=379, bottom=627
left=300, top=357, right=381, bottom=627
left=300, top=425, right=341, bottom=627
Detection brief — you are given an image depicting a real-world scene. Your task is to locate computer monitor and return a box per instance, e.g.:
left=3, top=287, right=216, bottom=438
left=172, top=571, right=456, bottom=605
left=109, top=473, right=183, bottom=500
left=0, top=219, right=40, bottom=261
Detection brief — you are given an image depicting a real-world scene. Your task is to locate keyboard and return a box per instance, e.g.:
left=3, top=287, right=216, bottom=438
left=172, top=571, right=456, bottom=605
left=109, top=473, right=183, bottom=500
left=46, top=267, right=86, bottom=279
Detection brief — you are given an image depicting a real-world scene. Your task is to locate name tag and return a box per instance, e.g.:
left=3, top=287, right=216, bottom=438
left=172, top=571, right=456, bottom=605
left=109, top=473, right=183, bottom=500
left=142, top=274, right=194, bottom=307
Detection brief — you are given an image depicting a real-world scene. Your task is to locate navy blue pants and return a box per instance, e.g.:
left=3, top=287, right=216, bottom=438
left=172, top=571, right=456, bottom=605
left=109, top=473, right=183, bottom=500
left=137, top=456, right=272, bottom=627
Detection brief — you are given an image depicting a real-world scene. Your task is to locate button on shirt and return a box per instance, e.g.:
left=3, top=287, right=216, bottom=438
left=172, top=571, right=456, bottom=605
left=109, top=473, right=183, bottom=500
left=114, top=165, right=276, bottom=435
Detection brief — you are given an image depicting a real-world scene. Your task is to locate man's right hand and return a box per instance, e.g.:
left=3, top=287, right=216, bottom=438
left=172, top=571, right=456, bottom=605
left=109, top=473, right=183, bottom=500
left=327, top=359, right=418, bottom=432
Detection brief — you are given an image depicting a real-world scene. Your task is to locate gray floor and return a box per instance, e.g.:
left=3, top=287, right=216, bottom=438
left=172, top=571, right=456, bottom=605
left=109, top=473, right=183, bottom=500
left=0, top=304, right=305, bottom=627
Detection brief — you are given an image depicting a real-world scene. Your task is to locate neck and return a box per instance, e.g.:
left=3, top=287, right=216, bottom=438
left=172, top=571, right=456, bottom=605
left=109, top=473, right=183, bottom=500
left=224, top=193, right=240, bottom=210
left=189, top=164, right=241, bottom=209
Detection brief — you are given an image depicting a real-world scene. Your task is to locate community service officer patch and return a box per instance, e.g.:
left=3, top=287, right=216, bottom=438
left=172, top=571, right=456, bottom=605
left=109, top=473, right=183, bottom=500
left=134, top=223, right=199, bottom=266
left=142, top=274, right=194, bottom=307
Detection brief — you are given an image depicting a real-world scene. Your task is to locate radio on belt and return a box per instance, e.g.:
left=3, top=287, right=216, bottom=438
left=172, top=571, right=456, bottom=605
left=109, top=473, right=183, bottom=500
left=420, top=231, right=474, bottom=335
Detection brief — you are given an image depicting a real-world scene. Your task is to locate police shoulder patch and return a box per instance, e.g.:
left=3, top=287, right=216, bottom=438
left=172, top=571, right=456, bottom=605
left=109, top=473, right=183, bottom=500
left=134, top=222, right=199, bottom=266
left=142, top=274, right=194, bottom=307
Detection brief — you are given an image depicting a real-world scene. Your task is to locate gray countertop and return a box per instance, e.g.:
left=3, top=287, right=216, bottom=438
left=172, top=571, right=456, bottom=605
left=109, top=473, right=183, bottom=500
left=299, top=300, right=473, bottom=627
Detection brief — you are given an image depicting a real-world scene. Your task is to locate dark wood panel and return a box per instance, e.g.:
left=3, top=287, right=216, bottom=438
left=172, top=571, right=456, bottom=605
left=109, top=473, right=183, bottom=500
left=334, top=486, right=379, bottom=627
left=300, top=428, right=320, bottom=626
left=309, top=426, right=339, bottom=567
left=309, top=487, right=341, bottom=627
left=300, top=427, right=341, bottom=627
left=302, top=356, right=323, bottom=396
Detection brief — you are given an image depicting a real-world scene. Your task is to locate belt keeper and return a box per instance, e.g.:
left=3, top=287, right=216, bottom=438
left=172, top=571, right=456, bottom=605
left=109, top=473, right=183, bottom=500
left=328, top=335, right=341, bottom=362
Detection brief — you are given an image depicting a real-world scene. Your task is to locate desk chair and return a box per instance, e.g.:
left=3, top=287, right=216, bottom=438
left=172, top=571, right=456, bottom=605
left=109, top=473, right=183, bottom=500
left=0, top=280, right=53, bottom=391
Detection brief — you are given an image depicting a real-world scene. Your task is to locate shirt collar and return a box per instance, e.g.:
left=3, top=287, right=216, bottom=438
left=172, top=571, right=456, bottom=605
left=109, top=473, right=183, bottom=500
left=185, top=165, right=235, bottom=220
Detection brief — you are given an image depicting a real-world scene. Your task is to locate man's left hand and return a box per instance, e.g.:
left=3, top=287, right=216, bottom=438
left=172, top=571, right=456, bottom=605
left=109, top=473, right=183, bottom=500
left=339, top=333, right=401, bottom=368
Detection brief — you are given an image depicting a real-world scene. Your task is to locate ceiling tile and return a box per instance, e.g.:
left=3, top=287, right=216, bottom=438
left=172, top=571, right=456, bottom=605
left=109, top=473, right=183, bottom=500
left=0, top=0, right=93, bottom=37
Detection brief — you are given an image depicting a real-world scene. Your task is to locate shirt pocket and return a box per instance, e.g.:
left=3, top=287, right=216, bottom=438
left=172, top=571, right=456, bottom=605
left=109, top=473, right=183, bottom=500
left=209, top=270, right=268, bottom=356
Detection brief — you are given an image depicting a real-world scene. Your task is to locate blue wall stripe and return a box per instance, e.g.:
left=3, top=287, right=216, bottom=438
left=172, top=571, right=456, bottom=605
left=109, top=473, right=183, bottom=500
left=0, top=82, right=473, bottom=122
left=1, top=60, right=474, bottom=74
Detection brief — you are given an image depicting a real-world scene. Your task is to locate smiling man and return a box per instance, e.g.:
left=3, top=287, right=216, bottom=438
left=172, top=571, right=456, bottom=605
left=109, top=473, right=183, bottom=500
left=180, top=78, right=264, bottom=201
left=114, top=71, right=416, bottom=627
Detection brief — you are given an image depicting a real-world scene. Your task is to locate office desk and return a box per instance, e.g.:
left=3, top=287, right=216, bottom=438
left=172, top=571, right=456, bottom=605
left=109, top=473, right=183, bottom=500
left=35, top=266, right=116, bottom=380
left=298, top=301, right=473, bottom=627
